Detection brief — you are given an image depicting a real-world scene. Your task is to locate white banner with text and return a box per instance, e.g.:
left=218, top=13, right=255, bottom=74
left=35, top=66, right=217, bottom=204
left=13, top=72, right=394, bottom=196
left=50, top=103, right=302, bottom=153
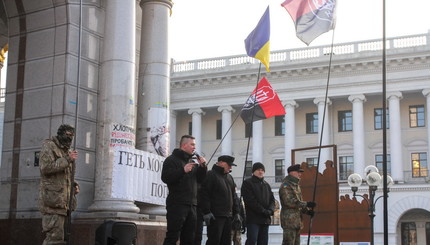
left=111, top=147, right=167, bottom=206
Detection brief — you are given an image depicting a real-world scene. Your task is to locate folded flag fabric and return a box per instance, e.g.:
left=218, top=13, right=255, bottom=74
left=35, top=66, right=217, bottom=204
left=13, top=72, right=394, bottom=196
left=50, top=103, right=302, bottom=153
left=281, top=0, right=336, bottom=45
left=241, top=77, right=286, bottom=124
left=244, top=6, right=271, bottom=72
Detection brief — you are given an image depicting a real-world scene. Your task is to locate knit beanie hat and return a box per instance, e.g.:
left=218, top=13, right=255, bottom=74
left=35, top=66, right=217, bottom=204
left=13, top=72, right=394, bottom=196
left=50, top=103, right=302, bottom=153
left=252, top=162, right=265, bottom=173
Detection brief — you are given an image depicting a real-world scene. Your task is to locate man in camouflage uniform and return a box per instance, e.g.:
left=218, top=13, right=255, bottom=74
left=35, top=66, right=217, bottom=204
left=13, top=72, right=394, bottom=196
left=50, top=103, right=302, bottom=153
left=39, top=124, right=78, bottom=245
left=279, top=164, right=316, bottom=245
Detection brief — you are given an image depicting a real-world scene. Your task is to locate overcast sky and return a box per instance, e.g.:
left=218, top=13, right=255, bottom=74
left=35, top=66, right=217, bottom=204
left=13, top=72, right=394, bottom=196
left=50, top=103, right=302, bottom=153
left=169, top=0, right=430, bottom=61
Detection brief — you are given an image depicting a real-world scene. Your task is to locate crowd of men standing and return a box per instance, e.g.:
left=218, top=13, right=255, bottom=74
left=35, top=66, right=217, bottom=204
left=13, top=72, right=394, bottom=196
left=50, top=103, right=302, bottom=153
left=161, top=134, right=316, bottom=245
left=37, top=127, right=315, bottom=245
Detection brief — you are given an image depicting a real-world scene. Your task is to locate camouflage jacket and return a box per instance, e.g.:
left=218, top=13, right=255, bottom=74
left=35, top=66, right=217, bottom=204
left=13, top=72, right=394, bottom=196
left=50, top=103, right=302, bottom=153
left=38, top=136, right=76, bottom=216
left=278, top=175, right=308, bottom=230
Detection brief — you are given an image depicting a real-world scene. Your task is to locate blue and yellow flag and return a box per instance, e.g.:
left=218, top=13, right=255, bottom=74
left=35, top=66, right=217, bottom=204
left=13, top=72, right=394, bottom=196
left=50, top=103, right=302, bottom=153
left=245, top=6, right=270, bottom=72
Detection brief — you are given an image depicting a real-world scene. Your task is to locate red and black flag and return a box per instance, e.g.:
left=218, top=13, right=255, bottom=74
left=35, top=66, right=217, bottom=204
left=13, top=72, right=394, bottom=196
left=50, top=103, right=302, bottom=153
left=240, top=77, right=286, bottom=124
left=281, top=0, right=336, bottom=45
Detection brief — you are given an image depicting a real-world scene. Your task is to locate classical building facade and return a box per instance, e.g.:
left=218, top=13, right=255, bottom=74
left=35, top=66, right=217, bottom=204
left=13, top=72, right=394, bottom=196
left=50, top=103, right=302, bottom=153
left=170, top=32, right=430, bottom=244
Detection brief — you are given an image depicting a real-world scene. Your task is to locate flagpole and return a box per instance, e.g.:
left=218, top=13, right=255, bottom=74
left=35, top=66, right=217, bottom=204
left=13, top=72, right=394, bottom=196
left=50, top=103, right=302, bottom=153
left=307, top=29, right=336, bottom=245
left=382, top=0, right=388, bottom=244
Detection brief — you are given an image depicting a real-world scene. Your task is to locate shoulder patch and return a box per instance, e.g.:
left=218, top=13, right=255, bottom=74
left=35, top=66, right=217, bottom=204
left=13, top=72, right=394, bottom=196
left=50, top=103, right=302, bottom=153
left=283, top=183, right=289, bottom=188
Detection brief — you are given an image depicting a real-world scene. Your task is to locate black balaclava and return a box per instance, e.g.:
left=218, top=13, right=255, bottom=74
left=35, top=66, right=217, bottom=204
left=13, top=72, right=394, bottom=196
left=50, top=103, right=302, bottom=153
left=56, top=124, right=75, bottom=149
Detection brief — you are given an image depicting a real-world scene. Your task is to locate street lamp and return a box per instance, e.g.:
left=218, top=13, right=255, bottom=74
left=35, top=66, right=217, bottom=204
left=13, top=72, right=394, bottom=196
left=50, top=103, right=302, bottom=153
left=347, top=165, right=394, bottom=245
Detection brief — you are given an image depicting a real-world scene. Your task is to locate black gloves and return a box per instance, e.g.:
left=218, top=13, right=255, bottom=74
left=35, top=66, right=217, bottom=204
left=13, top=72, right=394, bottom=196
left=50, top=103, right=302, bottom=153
left=306, top=209, right=315, bottom=217
left=263, top=209, right=273, bottom=217
left=203, top=213, right=215, bottom=226
left=306, top=201, right=316, bottom=208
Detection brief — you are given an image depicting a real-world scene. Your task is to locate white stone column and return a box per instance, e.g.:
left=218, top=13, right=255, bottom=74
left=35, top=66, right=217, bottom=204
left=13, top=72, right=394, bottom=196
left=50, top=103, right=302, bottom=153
left=284, top=100, right=298, bottom=166
left=314, top=97, right=332, bottom=172
left=348, top=94, right=366, bottom=177
left=169, top=110, right=177, bottom=153
left=387, top=92, right=403, bottom=182
left=422, top=89, right=430, bottom=167
left=188, top=108, right=205, bottom=153
left=136, top=0, right=173, bottom=155
left=217, top=105, right=235, bottom=155
left=252, top=120, right=263, bottom=163
left=90, top=0, right=139, bottom=213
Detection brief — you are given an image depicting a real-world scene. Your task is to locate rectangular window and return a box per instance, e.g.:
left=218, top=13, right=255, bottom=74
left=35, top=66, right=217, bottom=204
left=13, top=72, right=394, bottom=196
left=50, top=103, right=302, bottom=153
left=245, top=161, right=252, bottom=177
left=216, top=119, right=222, bottom=140
left=338, top=110, right=352, bottom=132
left=409, top=105, right=425, bottom=128
left=411, top=152, right=428, bottom=177
left=275, top=115, right=285, bottom=136
left=306, top=157, right=318, bottom=167
left=401, top=222, right=417, bottom=245
left=275, top=159, right=285, bottom=182
left=306, top=112, right=318, bottom=134
left=339, top=156, right=354, bottom=180
left=375, top=154, right=391, bottom=174
left=374, top=108, right=390, bottom=130
left=188, top=122, right=192, bottom=135
left=245, top=123, right=253, bottom=138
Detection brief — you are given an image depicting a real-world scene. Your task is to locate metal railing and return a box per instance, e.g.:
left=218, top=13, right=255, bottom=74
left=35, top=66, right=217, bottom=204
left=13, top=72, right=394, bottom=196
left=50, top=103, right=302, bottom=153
left=172, top=32, right=429, bottom=73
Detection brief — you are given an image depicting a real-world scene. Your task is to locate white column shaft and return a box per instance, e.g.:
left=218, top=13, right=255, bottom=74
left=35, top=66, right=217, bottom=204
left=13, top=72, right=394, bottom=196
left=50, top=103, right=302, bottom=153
left=252, top=120, right=263, bottom=163
left=388, top=92, right=403, bottom=182
left=314, top=97, right=332, bottom=172
left=284, top=101, right=297, bottom=166
left=423, top=89, right=430, bottom=169
left=218, top=106, right=234, bottom=155
left=349, top=95, right=366, bottom=177
left=188, top=108, right=204, bottom=153
left=136, top=0, right=173, bottom=153
left=91, top=0, right=138, bottom=213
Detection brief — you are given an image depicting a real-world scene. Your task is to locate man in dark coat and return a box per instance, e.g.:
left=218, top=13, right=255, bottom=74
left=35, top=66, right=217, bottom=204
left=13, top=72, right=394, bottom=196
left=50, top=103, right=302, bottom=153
left=199, top=155, right=240, bottom=245
left=161, top=135, right=208, bottom=245
left=241, top=162, right=275, bottom=245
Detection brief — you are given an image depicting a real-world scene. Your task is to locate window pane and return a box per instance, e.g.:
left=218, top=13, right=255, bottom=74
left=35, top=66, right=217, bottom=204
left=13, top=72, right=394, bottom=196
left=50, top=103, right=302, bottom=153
left=401, top=222, right=417, bottom=245
left=375, top=154, right=391, bottom=174
left=374, top=108, right=389, bottom=130
left=245, top=161, right=253, bottom=177
left=339, top=156, right=354, bottom=180
left=245, top=123, right=253, bottom=138
left=275, top=159, right=285, bottom=182
left=410, top=105, right=425, bottom=128
left=338, top=111, right=352, bottom=132
left=411, top=152, right=428, bottom=177
left=275, top=115, right=285, bottom=136
left=216, top=119, right=222, bottom=140
left=306, top=113, right=318, bottom=134
left=306, top=157, right=318, bottom=167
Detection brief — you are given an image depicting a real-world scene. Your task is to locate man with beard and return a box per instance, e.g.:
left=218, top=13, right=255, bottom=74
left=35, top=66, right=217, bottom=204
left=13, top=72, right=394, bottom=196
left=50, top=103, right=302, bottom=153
left=39, top=124, right=78, bottom=245
left=161, top=135, right=208, bottom=245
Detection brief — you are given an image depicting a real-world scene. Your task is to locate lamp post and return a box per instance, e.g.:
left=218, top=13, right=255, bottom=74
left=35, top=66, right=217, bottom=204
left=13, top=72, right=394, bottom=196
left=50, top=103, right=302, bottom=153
left=347, top=165, right=394, bottom=245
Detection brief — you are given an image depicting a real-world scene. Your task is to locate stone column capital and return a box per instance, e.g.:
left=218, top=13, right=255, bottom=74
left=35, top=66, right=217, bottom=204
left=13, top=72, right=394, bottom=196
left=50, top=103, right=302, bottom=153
left=217, top=105, right=235, bottom=113
left=283, top=100, right=299, bottom=109
left=313, top=97, right=332, bottom=105
left=348, top=94, right=367, bottom=103
left=387, top=91, right=403, bottom=100
left=422, top=89, right=430, bottom=98
left=188, top=108, right=205, bottom=116
left=140, top=0, right=173, bottom=8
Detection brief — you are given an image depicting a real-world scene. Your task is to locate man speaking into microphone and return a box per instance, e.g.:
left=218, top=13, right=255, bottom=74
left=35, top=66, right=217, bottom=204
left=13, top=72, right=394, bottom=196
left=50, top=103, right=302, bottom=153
left=161, top=135, right=208, bottom=245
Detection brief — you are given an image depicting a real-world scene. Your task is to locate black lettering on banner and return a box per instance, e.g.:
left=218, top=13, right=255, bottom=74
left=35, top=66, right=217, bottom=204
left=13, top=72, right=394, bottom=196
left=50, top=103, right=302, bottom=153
left=147, top=157, right=163, bottom=173
left=117, top=150, right=145, bottom=168
left=151, top=183, right=168, bottom=198
left=112, top=123, right=136, bottom=134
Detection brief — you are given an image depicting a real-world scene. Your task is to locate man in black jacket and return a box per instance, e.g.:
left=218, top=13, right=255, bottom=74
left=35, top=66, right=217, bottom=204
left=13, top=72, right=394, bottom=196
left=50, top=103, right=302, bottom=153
left=241, top=162, right=275, bottom=245
left=199, top=155, right=240, bottom=245
left=161, top=135, right=207, bottom=245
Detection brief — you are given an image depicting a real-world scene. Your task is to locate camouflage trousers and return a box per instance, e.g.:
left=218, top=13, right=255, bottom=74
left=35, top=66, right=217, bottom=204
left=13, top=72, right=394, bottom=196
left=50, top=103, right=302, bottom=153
left=282, top=228, right=300, bottom=245
left=231, top=229, right=242, bottom=245
left=42, top=213, right=66, bottom=245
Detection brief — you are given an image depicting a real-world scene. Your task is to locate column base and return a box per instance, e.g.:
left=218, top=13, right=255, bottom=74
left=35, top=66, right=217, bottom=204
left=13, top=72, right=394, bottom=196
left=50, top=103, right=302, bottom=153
left=88, top=198, right=140, bottom=213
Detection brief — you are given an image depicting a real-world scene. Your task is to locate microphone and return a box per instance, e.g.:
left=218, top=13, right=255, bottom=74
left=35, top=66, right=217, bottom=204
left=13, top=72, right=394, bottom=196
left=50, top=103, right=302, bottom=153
left=194, top=152, right=207, bottom=167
